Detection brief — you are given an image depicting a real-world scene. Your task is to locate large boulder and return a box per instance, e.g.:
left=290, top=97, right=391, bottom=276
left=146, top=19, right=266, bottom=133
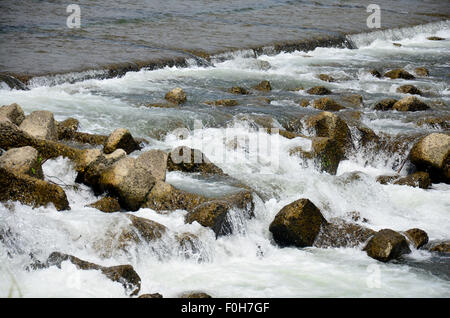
left=45, top=252, right=141, bottom=296
left=19, top=110, right=58, bottom=141
left=269, top=199, right=327, bottom=247
left=392, top=96, right=429, bottom=112
left=0, top=167, right=69, bottom=211
left=167, top=146, right=224, bottom=175
left=165, top=87, right=187, bottom=104
left=0, top=146, right=44, bottom=179
left=314, top=219, right=376, bottom=248
left=409, top=133, right=450, bottom=183
left=404, top=228, right=429, bottom=249
left=103, top=128, right=141, bottom=155
left=0, top=103, right=25, bottom=125
left=363, top=229, right=411, bottom=262
left=313, top=97, right=345, bottom=111
left=384, top=69, right=415, bottom=80
left=98, top=156, right=157, bottom=211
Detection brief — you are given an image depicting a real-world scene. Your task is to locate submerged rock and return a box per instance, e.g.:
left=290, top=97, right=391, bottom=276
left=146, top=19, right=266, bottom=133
left=269, top=198, right=327, bottom=248
left=318, top=74, right=335, bottom=82
left=314, top=219, right=376, bottom=248
left=88, top=197, right=121, bottom=213
left=165, top=87, right=187, bottom=104
left=0, top=103, right=25, bottom=126
left=384, top=69, right=415, bottom=80
left=369, top=69, right=382, bottom=78
left=396, top=85, right=422, bottom=96
left=417, top=117, right=450, bottom=130
left=404, top=228, right=429, bottom=249
left=414, top=67, right=429, bottom=77
left=306, top=86, right=331, bottom=95
left=363, top=229, right=411, bottom=262
left=0, top=146, right=44, bottom=179
left=0, top=167, right=69, bottom=211
left=373, top=98, right=398, bottom=111
left=409, top=133, right=450, bottom=183
left=167, top=146, right=224, bottom=175
left=427, top=36, right=445, bottom=41
left=103, top=128, right=141, bottom=155
left=392, top=96, right=429, bottom=112
left=252, top=80, right=272, bottom=91
left=19, top=110, right=58, bottom=141
left=313, top=97, right=345, bottom=111
left=205, top=99, right=239, bottom=107
left=120, top=214, right=167, bottom=244
left=393, top=172, right=431, bottom=189
left=45, top=252, right=141, bottom=296
left=340, top=94, right=363, bottom=107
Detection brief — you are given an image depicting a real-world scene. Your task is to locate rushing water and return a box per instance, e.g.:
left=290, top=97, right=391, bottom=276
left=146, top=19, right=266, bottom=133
left=1, top=19, right=450, bottom=297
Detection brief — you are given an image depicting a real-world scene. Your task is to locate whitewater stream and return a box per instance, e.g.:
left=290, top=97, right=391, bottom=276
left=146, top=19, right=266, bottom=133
left=1, top=21, right=449, bottom=297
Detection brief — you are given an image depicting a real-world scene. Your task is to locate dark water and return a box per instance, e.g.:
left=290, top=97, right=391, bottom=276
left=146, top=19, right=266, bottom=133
left=1, top=0, right=449, bottom=76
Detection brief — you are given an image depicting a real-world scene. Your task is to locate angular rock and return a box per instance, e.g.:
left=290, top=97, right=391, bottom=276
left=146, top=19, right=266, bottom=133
left=0, top=103, right=25, bottom=125
left=137, top=150, right=168, bottom=181
left=0, top=167, right=69, bottom=211
left=363, top=229, right=411, bottom=262
left=19, top=110, right=58, bottom=141
left=88, top=197, right=121, bottom=213
left=396, top=85, right=422, bottom=95
left=165, top=87, right=187, bottom=104
left=306, top=86, right=331, bottom=95
left=409, top=133, right=450, bottom=183
left=404, top=228, right=429, bottom=249
left=384, top=69, right=415, bottom=80
left=167, top=146, right=224, bottom=175
left=313, top=97, right=345, bottom=111
left=104, top=128, right=140, bottom=155
left=392, top=96, right=429, bottom=112
left=415, top=67, right=429, bottom=77
left=373, top=98, right=398, bottom=111
left=252, top=80, right=272, bottom=91
left=98, top=156, right=157, bottom=211
left=0, top=146, right=44, bottom=179
left=45, top=252, right=141, bottom=296
left=269, top=198, right=327, bottom=247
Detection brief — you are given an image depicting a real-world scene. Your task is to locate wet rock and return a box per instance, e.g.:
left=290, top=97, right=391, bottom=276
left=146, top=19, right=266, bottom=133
left=138, top=150, right=168, bottom=181
left=205, top=99, right=238, bottom=107
left=306, top=111, right=352, bottom=149
left=167, top=146, right=224, bottom=175
left=376, top=174, right=399, bottom=185
left=180, top=292, right=212, bottom=298
left=120, top=214, right=167, bottom=244
left=139, top=293, right=163, bottom=298
left=394, top=172, right=431, bottom=189
left=415, top=67, right=429, bottom=77
left=427, top=36, right=445, bottom=41
left=19, top=110, right=58, bottom=141
left=76, top=149, right=127, bottom=191
left=340, top=94, right=363, bottom=107
left=404, top=228, right=429, bottom=249
left=306, top=86, right=332, bottom=95
left=363, top=229, right=411, bottom=262
left=165, top=87, right=187, bottom=104
left=313, top=97, right=345, bottom=111
left=369, top=69, right=382, bottom=78
left=252, top=80, right=272, bottom=91
left=417, top=117, right=450, bottom=130
left=99, top=154, right=158, bottom=211
left=143, top=181, right=207, bottom=212
left=393, top=42, right=402, bottom=47
left=396, top=85, right=422, bottom=95
left=62, top=131, right=108, bottom=145
left=314, top=219, right=376, bottom=248
left=0, top=103, right=25, bottom=126
left=429, top=242, right=450, bottom=253
left=392, top=96, right=430, bottom=112
left=318, top=74, right=335, bottom=82
left=0, top=146, right=44, bottom=179
left=384, top=69, right=415, bottom=80
left=355, top=126, right=380, bottom=147
left=0, top=167, right=69, bottom=211
left=0, top=74, right=28, bottom=90
left=269, top=198, right=327, bottom=247
left=373, top=98, right=398, bottom=111
left=176, top=233, right=203, bottom=259
left=409, top=133, right=450, bottom=183
left=345, top=211, right=369, bottom=223
left=104, top=128, right=141, bottom=155
left=228, top=86, right=250, bottom=95
left=299, top=99, right=310, bottom=107
left=45, top=252, right=141, bottom=296
left=88, top=197, right=121, bottom=213
left=57, top=118, right=80, bottom=140
left=255, top=60, right=271, bottom=71
left=0, top=117, right=81, bottom=160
